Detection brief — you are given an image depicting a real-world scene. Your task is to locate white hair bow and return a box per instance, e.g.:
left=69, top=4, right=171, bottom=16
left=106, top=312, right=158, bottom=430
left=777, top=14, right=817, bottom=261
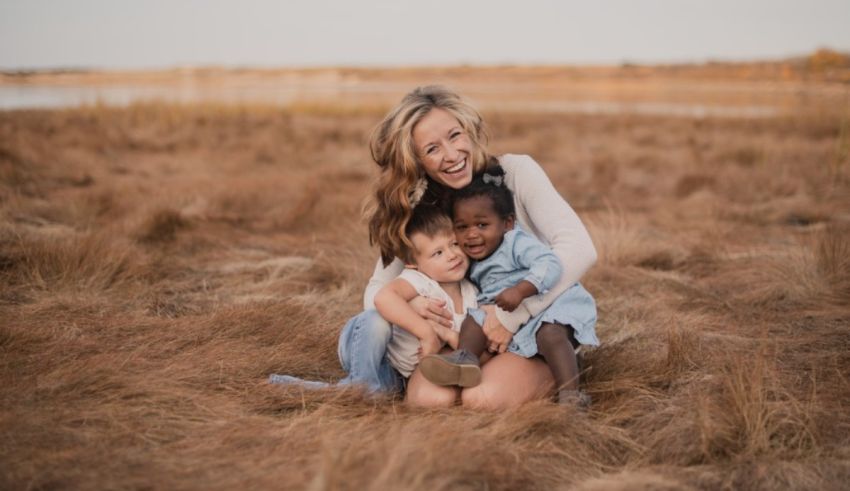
left=482, top=173, right=503, bottom=186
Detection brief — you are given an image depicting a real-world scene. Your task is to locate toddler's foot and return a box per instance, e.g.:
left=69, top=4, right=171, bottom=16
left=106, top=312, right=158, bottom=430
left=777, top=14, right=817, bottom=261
left=268, top=374, right=330, bottom=389
left=419, top=349, right=481, bottom=387
left=557, top=388, right=591, bottom=410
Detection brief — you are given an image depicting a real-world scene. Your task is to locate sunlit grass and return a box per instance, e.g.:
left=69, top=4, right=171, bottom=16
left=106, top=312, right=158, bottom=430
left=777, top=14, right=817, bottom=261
left=1, top=93, right=848, bottom=489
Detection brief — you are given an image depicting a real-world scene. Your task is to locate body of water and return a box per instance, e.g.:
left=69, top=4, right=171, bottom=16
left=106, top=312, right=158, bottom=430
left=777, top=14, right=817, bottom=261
left=0, top=83, right=786, bottom=118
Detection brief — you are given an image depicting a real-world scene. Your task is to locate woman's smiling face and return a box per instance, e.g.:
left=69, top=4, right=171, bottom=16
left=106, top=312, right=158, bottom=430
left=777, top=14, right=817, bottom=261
left=412, top=108, right=474, bottom=190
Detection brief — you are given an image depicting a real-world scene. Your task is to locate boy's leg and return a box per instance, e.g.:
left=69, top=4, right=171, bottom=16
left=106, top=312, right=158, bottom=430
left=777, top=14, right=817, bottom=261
left=338, top=309, right=403, bottom=393
left=406, top=363, right=461, bottom=408
left=419, top=315, right=484, bottom=387
left=535, top=322, right=589, bottom=406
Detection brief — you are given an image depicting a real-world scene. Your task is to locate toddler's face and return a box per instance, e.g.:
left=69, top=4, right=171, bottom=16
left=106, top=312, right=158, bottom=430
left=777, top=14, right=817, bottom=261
left=452, top=196, right=514, bottom=261
left=408, top=230, right=469, bottom=283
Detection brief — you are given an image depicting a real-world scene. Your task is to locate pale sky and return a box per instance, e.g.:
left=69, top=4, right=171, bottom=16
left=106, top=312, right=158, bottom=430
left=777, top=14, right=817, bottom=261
left=1, top=0, right=849, bottom=69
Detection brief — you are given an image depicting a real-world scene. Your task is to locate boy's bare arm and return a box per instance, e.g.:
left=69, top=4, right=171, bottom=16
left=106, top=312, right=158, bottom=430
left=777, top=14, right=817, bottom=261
left=433, top=324, right=459, bottom=349
left=494, top=280, right=538, bottom=312
left=374, top=278, right=442, bottom=356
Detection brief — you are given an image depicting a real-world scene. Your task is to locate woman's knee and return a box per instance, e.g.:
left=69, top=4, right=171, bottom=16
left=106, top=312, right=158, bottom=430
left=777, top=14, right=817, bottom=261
left=461, top=380, right=531, bottom=410
left=354, top=309, right=393, bottom=346
left=338, top=310, right=392, bottom=370
left=460, top=383, right=497, bottom=410
left=462, top=354, right=554, bottom=410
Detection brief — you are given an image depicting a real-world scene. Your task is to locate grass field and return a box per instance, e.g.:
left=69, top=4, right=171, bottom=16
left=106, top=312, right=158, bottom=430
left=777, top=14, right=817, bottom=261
left=1, top=64, right=850, bottom=489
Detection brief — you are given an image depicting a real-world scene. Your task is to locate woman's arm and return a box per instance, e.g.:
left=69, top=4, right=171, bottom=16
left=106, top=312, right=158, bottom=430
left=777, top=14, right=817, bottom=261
left=363, top=257, right=405, bottom=310
left=503, top=154, right=598, bottom=317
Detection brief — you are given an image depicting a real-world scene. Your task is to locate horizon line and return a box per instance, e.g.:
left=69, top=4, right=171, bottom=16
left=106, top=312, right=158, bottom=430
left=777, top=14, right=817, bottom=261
left=2, top=47, right=847, bottom=74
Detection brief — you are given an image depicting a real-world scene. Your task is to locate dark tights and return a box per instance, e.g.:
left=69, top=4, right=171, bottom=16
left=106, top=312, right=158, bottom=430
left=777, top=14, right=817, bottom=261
left=458, top=318, right=581, bottom=391
left=458, top=316, right=488, bottom=355
left=535, top=323, right=580, bottom=391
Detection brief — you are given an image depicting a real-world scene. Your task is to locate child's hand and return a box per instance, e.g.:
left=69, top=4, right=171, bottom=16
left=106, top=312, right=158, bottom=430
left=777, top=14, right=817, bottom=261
left=418, top=332, right=443, bottom=358
left=484, top=324, right=513, bottom=354
left=432, top=324, right=459, bottom=349
left=495, top=286, right=524, bottom=312
left=480, top=305, right=513, bottom=354
left=409, top=296, right=453, bottom=328
left=494, top=281, right=538, bottom=312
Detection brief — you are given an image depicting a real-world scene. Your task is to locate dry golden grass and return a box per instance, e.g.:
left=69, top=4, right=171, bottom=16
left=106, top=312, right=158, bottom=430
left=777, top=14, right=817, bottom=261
left=1, top=86, right=849, bottom=490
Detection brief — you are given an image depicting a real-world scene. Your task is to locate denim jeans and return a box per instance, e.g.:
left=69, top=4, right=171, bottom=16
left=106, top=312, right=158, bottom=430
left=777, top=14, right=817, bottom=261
left=337, top=309, right=404, bottom=393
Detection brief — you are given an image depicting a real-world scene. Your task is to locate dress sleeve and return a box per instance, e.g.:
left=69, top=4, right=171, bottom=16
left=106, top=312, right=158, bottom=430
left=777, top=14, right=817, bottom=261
left=510, top=230, right=563, bottom=294
left=506, top=155, right=597, bottom=318
left=363, top=256, right=405, bottom=310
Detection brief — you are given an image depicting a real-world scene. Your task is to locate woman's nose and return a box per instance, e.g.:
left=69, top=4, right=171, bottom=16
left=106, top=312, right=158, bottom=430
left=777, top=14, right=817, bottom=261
left=442, top=142, right=459, bottom=161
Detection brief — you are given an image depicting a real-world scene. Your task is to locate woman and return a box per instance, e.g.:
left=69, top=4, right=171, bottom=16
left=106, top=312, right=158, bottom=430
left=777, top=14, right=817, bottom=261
left=337, top=85, right=597, bottom=409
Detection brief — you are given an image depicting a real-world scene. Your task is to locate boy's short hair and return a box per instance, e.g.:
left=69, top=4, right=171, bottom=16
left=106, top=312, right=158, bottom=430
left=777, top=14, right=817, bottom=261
left=400, top=205, right=454, bottom=264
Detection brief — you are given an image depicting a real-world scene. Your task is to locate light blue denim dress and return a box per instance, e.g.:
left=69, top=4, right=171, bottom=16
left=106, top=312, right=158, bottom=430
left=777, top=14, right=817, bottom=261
left=468, top=227, right=599, bottom=357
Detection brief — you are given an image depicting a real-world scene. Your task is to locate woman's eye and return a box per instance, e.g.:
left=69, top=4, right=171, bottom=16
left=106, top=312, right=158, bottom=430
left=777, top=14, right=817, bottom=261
left=450, top=131, right=461, bottom=139
left=425, top=146, right=437, bottom=155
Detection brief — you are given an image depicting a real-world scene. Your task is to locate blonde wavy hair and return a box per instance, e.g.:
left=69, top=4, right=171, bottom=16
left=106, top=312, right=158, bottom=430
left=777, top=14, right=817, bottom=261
left=364, top=86, right=492, bottom=266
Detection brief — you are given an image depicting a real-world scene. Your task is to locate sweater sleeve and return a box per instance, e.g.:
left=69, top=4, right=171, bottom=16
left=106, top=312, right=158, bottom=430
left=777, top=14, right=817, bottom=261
left=363, top=257, right=405, bottom=310
left=502, top=154, right=597, bottom=318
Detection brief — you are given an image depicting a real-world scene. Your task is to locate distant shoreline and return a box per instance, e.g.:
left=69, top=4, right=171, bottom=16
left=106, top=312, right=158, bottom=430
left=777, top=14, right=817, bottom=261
left=2, top=49, right=850, bottom=85
left=1, top=51, right=847, bottom=112
left=3, top=47, right=850, bottom=76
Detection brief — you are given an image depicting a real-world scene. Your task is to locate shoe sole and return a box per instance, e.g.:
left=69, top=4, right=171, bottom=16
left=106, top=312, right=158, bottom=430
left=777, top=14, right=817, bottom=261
left=419, top=355, right=481, bottom=387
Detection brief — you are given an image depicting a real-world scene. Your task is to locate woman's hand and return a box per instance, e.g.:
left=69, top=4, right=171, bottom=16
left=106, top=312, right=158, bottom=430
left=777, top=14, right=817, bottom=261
left=480, top=305, right=513, bottom=354
left=409, top=296, right=453, bottom=328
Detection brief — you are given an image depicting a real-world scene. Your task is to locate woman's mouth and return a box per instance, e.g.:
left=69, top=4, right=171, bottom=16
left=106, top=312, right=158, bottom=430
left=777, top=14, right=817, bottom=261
left=443, top=159, right=466, bottom=174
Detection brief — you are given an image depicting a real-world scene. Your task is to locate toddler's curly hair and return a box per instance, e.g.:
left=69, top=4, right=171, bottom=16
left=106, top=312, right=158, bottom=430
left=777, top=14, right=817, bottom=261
left=450, top=164, right=515, bottom=220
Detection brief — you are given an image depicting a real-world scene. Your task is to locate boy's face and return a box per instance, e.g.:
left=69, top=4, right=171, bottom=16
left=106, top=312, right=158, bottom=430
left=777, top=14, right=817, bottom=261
left=452, top=195, right=514, bottom=261
left=407, top=230, right=469, bottom=283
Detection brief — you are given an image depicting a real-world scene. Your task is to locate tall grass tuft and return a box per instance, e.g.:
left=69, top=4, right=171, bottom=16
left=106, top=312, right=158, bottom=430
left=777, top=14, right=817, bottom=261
left=137, top=208, right=189, bottom=244
left=816, top=225, right=850, bottom=300
left=5, top=228, right=141, bottom=292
